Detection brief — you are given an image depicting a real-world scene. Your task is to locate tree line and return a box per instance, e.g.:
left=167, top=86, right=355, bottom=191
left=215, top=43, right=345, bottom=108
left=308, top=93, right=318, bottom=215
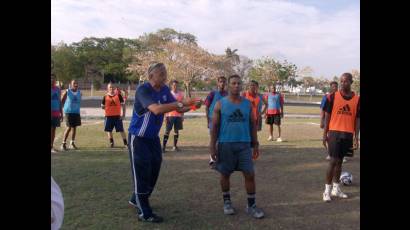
left=51, top=28, right=359, bottom=95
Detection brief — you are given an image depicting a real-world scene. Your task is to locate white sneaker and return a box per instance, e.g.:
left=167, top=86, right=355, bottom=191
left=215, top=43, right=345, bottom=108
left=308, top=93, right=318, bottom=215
left=331, top=187, right=348, bottom=198
left=326, top=155, right=331, bottom=160
left=276, top=137, right=282, bottom=142
left=323, top=192, right=331, bottom=202
left=51, top=148, right=58, bottom=154
left=343, top=158, right=347, bottom=163
left=245, top=204, right=264, bottom=219
left=223, top=201, right=235, bottom=215
left=267, top=136, right=273, bottom=141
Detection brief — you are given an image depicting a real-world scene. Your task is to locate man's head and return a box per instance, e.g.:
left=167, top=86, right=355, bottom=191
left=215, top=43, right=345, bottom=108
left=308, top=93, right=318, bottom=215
left=329, top=81, right=338, bottom=93
left=249, top=80, right=259, bottom=94
left=217, top=76, right=227, bottom=91
left=71, top=80, right=78, bottom=91
left=228, top=74, right=242, bottom=96
left=269, top=84, right=277, bottom=93
left=170, top=80, right=179, bottom=92
left=107, top=83, right=115, bottom=95
left=51, top=74, right=56, bottom=87
left=339, top=73, right=353, bottom=92
left=148, top=62, right=167, bottom=87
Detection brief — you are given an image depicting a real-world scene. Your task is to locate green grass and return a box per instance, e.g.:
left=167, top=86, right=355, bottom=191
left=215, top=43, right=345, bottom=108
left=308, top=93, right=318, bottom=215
left=52, top=117, right=359, bottom=230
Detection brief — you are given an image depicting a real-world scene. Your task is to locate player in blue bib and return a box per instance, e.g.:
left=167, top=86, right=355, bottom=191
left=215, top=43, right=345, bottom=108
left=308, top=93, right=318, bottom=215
left=127, top=63, right=202, bottom=223
left=60, top=80, right=82, bottom=151
left=210, top=74, right=265, bottom=219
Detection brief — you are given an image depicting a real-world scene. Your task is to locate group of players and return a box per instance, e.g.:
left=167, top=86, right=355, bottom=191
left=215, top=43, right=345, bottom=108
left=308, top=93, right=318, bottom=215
left=51, top=63, right=360, bottom=223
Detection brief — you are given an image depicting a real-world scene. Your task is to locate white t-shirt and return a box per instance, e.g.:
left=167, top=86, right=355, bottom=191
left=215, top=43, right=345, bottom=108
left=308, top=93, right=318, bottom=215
left=51, top=177, right=64, bottom=230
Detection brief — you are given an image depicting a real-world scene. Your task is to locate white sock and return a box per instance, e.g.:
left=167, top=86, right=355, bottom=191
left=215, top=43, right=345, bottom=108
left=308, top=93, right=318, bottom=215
left=325, top=184, right=332, bottom=193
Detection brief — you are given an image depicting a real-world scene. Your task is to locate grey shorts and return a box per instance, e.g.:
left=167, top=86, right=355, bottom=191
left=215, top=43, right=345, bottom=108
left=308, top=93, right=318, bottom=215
left=216, top=142, right=254, bottom=175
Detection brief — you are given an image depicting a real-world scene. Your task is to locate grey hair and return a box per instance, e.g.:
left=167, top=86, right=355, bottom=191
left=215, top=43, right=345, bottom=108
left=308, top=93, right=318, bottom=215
left=148, top=62, right=165, bottom=76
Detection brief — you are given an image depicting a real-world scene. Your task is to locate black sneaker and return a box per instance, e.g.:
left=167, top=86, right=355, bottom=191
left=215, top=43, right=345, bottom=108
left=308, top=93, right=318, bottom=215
left=69, top=142, right=78, bottom=150
left=138, top=213, right=163, bottom=223
left=60, top=143, right=68, bottom=151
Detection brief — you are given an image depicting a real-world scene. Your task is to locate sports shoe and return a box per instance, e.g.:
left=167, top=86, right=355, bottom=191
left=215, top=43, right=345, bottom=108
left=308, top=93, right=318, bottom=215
left=110, top=142, right=114, bottom=148
left=326, top=155, right=331, bottom=160
left=137, top=213, right=163, bottom=223
left=267, top=136, right=273, bottom=141
left=51, top=148, right=58, bottom=154
left=172, top=146, right=180, bottom=152
left=276, top=137, right=283, bottom=142
left=245, top=204, right=265, bottom=219
left=209, top=155, right=216, bottom=170
left=162, top=148, right=166, bottom=153
left=331, top=187, right=348, bottom=198
left=323, top=192, right=331, bottom=202
left=60, top=143, right=68, bottom=151
left=128, top=200, right=142, bottom=215
left=223, top=201, right=235, bottom=215
left=69, top=142, right=78, bottom=150
left=343, top=158, right=347, bottom=163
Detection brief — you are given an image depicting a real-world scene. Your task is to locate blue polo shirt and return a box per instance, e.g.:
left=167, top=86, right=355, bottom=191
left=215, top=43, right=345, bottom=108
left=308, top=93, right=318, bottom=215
left=128, top=83, right=176, bottom=138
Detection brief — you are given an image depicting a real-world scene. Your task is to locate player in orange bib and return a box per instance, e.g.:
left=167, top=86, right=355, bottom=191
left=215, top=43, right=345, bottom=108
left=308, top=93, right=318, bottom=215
left=162, top=80, right=185, bottom=152
left=101, top=83, right=128, bottom=148
left=322, top=73, right=360, bottom=202
left=242, top=80, right=267, bottom=133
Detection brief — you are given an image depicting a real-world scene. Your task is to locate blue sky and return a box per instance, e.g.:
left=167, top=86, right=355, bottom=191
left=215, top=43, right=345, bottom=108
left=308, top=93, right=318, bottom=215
left=51, top=0, right=360, bottom=79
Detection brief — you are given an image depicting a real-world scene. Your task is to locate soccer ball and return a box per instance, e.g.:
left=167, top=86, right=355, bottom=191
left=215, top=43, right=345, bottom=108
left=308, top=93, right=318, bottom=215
left=340, top=171, right=353, bottom=185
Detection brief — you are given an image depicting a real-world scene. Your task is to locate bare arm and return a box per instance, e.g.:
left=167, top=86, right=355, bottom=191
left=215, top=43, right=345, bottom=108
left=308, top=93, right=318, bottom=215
left=261, top=97, right=268, bottom=115
left=354, top=117, right=360, bottom=148
left=320, top=110, right=325, bottom=129
left=280, top=95, right=284, bottom=118
left=250, top=106, right=258, bottom=146
left=210, top=101, right=221, bottom=161
left=250, top=105, right=259, bottom=159
left=122, top=103, right=126, bottom=118
left=61, top=91, right=67, bottom=107
left=322, top=112, right=331, bottom=148
left=101, top=96, right=105, bottom=110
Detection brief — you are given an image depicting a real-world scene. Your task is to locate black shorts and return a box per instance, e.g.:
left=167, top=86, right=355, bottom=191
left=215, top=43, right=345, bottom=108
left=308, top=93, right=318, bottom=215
left=166, top=116, right=183, bottom=132
left=265, top=114, right=281, bottom=125
left=65, top=113, right=81, bottom=127
left=104, top=116, right=124, bottom=132
left=328, top=131, right=354, bottom=159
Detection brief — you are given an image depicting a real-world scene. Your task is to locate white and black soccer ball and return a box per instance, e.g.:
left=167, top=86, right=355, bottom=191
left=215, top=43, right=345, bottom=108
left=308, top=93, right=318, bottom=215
left=340, top=171, right=353, bottom=185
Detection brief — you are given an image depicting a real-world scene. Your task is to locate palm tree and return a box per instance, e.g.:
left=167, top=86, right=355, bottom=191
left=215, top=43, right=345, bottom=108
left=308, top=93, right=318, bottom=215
left=224, top=47, right=240, bottom=76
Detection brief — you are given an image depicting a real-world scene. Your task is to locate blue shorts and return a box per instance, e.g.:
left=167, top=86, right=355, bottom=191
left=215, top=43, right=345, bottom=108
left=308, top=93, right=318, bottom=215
left=104, top=116, right=124, bottom=132
left=216, top=142, right=254, bottom=175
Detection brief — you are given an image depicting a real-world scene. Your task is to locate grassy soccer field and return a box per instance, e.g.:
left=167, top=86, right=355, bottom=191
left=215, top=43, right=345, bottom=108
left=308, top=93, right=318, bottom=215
left=51, top=117, right=360, bottom=230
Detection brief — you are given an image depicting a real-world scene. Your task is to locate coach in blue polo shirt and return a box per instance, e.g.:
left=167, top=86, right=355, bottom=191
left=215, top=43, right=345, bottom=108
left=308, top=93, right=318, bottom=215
left=127, top=62, right=202, bottom=223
